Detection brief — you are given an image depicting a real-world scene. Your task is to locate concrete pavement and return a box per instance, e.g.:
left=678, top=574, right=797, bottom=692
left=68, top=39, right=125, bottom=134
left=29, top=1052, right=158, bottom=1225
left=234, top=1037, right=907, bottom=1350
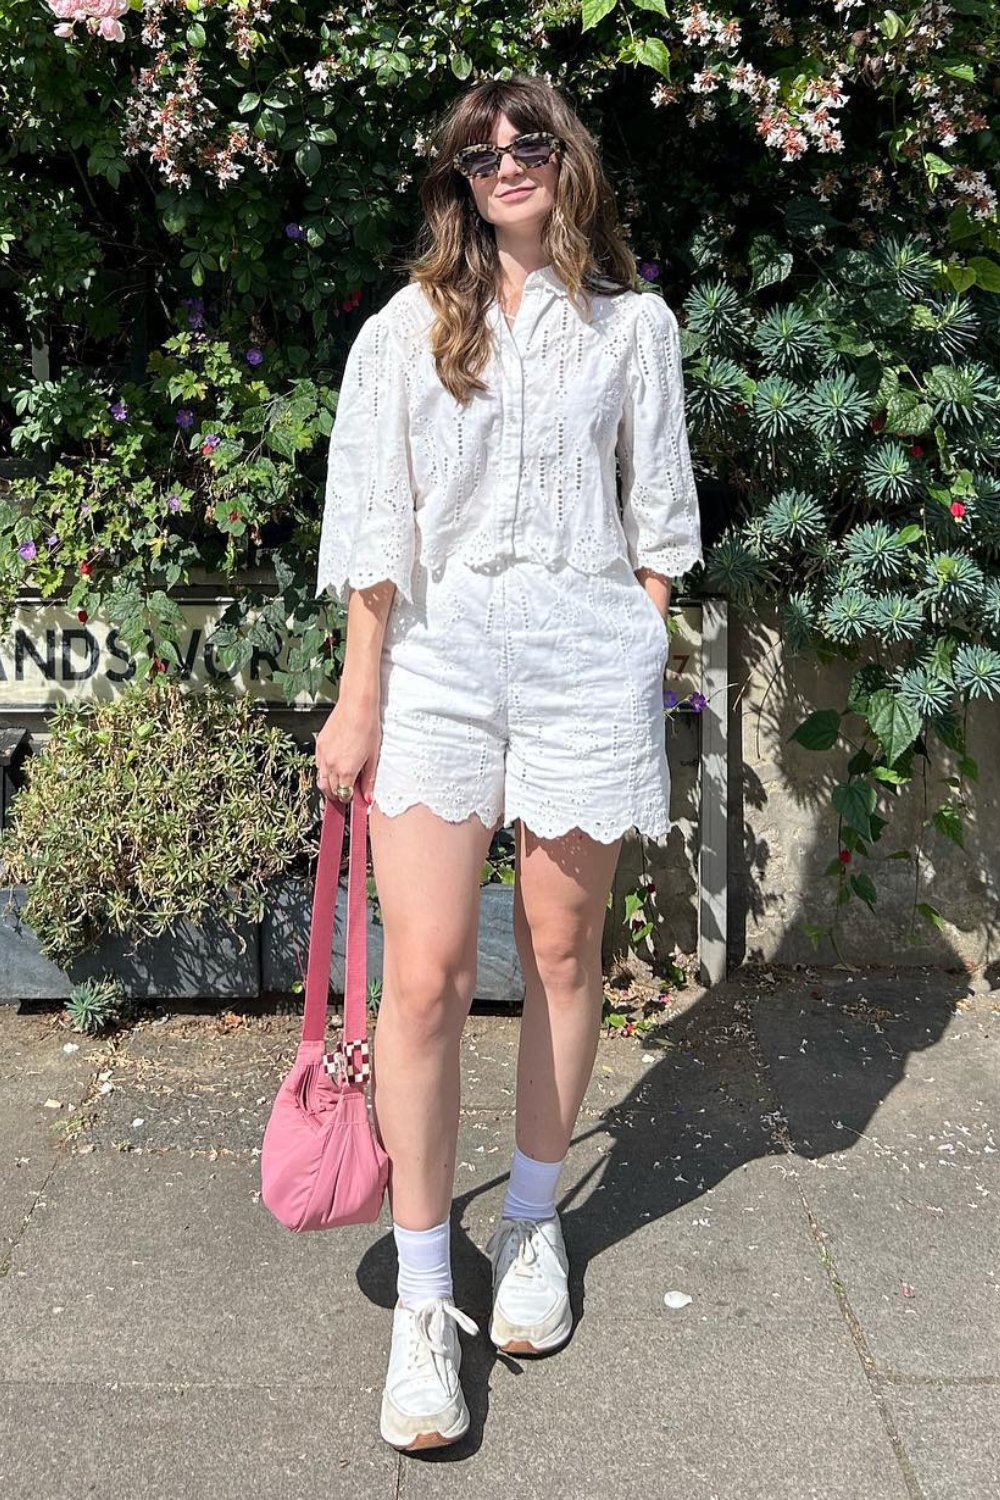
left=1, top=968, right=997, bottom=1499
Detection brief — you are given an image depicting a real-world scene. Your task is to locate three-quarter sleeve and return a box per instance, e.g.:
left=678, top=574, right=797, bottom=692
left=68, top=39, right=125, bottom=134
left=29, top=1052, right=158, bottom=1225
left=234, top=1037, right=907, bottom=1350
left=617, top=294, right=704, bottom=582
left=315, top=310, right=416, bottom=607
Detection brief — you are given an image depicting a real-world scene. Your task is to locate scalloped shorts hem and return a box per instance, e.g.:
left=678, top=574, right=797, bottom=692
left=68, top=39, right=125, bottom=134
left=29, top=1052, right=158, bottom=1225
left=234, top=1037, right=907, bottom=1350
left=369, top=553, right=672, bottom=843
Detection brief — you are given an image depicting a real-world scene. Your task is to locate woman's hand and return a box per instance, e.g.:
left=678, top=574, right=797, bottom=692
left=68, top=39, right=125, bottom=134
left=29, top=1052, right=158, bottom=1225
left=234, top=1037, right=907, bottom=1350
left=314, top=694, right=382, bottom=805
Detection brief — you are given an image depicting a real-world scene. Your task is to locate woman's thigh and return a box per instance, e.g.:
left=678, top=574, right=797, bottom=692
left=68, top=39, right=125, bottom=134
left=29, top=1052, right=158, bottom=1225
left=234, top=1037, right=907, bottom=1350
left=368, top=801, right=501, bottom=989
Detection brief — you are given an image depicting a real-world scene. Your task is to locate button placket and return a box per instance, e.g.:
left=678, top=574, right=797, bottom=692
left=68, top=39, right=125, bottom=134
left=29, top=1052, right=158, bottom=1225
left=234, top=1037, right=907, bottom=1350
left=493, top=281, right=557, bottom=560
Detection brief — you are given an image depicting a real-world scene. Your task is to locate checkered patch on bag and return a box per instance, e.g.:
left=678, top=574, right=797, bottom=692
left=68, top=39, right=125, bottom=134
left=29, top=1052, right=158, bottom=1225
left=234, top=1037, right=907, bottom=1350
left=323, top=1037, right=371, bottom=1085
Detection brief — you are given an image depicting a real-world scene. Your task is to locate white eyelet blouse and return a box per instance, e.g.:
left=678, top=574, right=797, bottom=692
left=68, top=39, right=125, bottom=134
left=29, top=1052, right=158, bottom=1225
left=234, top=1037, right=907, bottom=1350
left=315, top=263, right=704, bottom=607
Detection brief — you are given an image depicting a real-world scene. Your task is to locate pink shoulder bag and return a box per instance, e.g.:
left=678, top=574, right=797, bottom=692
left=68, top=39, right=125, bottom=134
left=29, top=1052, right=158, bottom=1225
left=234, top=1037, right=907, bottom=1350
left=260, top=786, right=390, bottom=1230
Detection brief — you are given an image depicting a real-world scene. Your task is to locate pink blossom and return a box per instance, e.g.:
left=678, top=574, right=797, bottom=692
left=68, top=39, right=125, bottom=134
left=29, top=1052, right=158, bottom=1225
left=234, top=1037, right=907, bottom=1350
left=45, top=0, right=128, bottom=43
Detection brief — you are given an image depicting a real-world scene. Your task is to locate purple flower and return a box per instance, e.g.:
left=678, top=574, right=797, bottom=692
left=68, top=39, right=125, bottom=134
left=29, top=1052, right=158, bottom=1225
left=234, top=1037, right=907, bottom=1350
left=686, top=691, right=707, bottom=714
left=181, top=296, right=206, bottom=330
left=110, top=399, right=128, bottom=422
left=18, top=540, right=37, bottom=561
left=167, top=492, right=182, bottom=512
left=176, top=408, right=195, bottom=429
left=202, top=433, right=221, bottom=451
left=46, top=534, right=60, bottom=549
left=284, top=222, right=305, bottom=240
left=662, top=688, right=679, bottom=709
left=245, top=347, right=264, bottom=366
left=638, top=260, right=660, bottom=281
left=81, top=503, right=92, bottom=516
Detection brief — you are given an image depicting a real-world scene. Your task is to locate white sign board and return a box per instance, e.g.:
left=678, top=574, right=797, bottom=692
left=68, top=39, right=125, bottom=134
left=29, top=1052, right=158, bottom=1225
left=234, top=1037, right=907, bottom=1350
left=0, top=596, right=704, bottom=710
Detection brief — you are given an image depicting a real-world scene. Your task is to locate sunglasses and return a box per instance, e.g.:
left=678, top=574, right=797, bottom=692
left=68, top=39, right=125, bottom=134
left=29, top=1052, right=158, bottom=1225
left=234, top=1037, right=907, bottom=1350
left=452, top=131, right=565, bottom=180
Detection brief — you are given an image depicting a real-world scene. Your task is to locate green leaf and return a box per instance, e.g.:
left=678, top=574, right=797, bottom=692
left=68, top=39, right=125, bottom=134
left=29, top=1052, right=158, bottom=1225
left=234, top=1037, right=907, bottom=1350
left=632, top=0, right=667, bottom=10
left=634, top=36, right=672, bottom=76
left=958, top=754, right=979, bottom=781
left=582, top=0, right=618, bottom=27
left=866, top=689, right=921, bottom=765
left=917, top=901, right=946, bottom=932
left=850, top=872, right=878, bottom=908
left=789, top=708, right=841, bottom=751
left=237, top=92, right=260, bottom=113
left=832, top=780, right=877, bottom=839
left=295, top=143, right=322, bottom=179
left=969, top=256, right=1000, bottom=293
left=748, top=234, right=793, bottom=292
left=896, top=524, right=923, bottom=545
left=932, top=803, right=964, bottom=848
left=872, top=765, right=910, bottom=785
left=803, top=922, right=831, bottom=950
left=186, top=21, right=206, bottom=47
left=946, top=263, right=977, bottom=294
left=450, top=51, right=473, bottom=79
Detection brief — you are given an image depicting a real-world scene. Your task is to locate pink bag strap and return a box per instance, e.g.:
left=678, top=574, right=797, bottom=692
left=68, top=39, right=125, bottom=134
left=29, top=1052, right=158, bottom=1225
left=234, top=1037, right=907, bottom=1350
left=300, top=787, right=369, bottom=1048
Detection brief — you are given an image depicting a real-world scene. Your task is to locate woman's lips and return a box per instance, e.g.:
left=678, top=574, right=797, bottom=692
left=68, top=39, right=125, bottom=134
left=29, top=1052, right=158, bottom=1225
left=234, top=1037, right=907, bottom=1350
left=499, top=186, right=534, bottom=199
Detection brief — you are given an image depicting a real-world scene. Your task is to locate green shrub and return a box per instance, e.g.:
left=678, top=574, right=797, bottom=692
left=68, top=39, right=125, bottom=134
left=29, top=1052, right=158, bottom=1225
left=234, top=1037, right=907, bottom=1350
left=0, top=676, right=315, bottom=965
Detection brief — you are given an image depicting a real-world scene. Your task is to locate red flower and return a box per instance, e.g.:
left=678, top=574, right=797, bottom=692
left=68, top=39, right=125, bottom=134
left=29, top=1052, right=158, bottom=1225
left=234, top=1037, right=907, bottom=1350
left=950, top=501, right=966, bottom=519
left=228, top=509, right=241, bottom=521
left=909, top=444, right=924, bottom=458
left=871, top=415, right=886, bottom=432
left=77, top=609, right=88, bottom=624
left=79, top=560, right=92, bottom=576
left=838, top=848, right=852, bottom=865
left=156, top=659, right=167, bottom=672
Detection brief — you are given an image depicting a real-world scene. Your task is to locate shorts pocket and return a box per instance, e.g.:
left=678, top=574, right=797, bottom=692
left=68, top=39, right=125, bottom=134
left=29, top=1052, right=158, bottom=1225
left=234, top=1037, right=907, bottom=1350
left=634, top=580, right=669, bottom=666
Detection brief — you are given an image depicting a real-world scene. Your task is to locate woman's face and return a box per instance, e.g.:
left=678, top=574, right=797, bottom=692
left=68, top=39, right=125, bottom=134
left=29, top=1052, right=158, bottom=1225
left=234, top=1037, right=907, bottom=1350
left=465, top=112, right=561, bottom=236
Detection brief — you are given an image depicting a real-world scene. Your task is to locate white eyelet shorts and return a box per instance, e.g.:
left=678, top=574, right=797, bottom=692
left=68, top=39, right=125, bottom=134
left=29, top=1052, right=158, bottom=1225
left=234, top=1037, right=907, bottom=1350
left=370, top=552, right=671, bottom=845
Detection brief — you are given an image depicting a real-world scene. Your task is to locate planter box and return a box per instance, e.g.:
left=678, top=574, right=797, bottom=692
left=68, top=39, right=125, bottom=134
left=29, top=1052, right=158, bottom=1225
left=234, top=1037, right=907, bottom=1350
left=262, top=875, right=525, bottom=1005
left=0, top=878, right=524, bottom=1006
left=0, top=884, right=259, bottom=1003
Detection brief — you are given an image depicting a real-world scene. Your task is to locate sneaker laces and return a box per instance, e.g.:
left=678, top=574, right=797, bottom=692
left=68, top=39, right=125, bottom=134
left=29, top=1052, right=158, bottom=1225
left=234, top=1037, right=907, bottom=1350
left=404, top=1298, right=480, bottom=1372
left=486, top=1217, right=545, bottom=1280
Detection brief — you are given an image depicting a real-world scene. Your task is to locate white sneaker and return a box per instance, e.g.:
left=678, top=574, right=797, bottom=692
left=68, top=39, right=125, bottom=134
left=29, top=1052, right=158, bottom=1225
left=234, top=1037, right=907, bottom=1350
left=379, top=1296, right=480, bottom=1451
left=485, top=1213, right=572, bottom=1354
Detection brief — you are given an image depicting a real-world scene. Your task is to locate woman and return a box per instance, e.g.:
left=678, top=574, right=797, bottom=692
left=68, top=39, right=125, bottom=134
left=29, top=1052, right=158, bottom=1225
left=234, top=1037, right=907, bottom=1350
left=314, top=74, right=703, bottom=1452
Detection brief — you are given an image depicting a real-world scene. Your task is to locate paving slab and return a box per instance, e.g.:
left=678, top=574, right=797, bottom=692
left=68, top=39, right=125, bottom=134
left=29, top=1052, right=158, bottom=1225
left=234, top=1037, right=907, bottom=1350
left=881, top=1387, right=1000, bottom=1500
left=0, top=1010, right=105, bottom=1259
left=751, top=975, right=1000, bottom=1380
left=0, top=1383, right=398, bottom=1500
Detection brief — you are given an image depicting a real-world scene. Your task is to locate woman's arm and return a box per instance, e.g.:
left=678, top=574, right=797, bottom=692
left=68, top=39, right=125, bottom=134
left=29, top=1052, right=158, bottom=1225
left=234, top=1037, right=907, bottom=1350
left=338, top=580, right=396, bottom=709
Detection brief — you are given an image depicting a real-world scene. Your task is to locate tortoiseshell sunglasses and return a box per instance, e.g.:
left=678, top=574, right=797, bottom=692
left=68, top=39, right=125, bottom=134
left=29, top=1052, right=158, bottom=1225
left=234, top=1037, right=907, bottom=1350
left=452, top=131, right=566, bottom=180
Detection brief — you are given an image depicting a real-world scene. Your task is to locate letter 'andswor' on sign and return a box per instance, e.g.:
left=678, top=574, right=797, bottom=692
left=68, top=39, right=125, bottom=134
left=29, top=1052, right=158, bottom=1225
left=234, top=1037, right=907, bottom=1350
left=0, top=599, right=327, bottom=710
left=0, top=597, right=703, bottom=712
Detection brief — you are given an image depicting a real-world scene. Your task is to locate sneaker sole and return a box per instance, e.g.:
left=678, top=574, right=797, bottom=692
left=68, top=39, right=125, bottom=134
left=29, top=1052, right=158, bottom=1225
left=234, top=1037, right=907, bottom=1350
left=379, top=1393, right=470, bottom=1451
left=489, top=1299, right=573, bottom=1355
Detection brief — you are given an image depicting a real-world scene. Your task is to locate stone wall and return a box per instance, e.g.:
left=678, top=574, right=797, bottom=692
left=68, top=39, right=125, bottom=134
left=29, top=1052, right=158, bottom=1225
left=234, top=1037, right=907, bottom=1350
left=615, top=607, right=1000, bottom=971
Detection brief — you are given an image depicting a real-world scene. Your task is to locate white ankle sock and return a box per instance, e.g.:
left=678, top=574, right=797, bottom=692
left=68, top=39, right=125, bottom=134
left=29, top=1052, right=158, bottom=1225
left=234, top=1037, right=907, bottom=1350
left=501, top=1144, right=566, bottom=1223
left=393, top=1215, right=453, bottom=1311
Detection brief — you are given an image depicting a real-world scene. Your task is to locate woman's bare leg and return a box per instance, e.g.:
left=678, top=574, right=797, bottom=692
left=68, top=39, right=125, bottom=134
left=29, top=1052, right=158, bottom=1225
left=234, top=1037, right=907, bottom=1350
left=368, top=801, right=499, bottom=1230
left=510, top=820, right=623, bottom=1161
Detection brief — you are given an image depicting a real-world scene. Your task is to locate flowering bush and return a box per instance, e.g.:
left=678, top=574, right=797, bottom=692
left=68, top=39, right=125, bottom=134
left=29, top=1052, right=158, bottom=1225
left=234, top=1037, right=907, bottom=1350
left=1, top=0, right=999, bottom=953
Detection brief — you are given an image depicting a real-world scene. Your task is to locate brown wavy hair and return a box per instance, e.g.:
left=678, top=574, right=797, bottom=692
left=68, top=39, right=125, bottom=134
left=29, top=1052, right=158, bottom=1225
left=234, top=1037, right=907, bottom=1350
left=401, top=74, right=639, bottom=405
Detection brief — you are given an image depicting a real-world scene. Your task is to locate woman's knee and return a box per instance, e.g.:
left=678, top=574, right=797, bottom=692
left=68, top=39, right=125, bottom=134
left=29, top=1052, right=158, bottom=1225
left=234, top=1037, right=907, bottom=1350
left=381, top=952, right=477, bottom=1039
